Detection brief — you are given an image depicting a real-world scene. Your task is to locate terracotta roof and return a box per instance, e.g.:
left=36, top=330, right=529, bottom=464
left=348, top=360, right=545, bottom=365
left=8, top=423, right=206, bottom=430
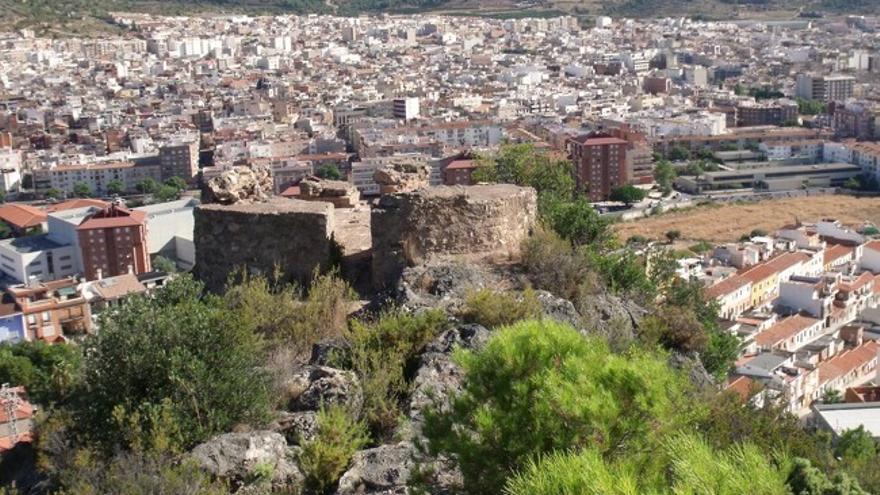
left=824, top=244, right=853, bottom=265
left=76, top=205, right=146, bottom=231
left=706, top=274, right=750, bottom=299
left=45, top=198, right=110, bottom=213
left=0, top=203, right=46, bottom=229
left=754, top=314, right=820, bottom=347
left=818, top=341, right=880, bottom=384
left=864, top=239, right=880, bottom=253
left=571, top=135, right=628, bottom=146
left=838, top=272, right=874, bottom=293
left=446, top=159, right=477, bottom=170
left=91, top=273, right=147, bottom=300
left=280, top=185, right=301, bottom=198
left=726, top=376, right=756, bottom=401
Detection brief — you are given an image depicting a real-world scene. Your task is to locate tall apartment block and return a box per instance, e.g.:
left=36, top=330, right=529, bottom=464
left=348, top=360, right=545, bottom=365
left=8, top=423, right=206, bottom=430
left=159, top=140, right=200, bottom=181
left=76, top=204, right=150, bottom=281
left=796, top=74, right=855, bottom=103
left=569, top=133, right=629, bottom=201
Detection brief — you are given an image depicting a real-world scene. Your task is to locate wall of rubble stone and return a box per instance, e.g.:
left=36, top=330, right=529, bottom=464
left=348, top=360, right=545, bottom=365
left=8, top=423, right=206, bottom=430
left=371, top=184, right=537, bottom=289
left=194, top=198, right=337, bottom=292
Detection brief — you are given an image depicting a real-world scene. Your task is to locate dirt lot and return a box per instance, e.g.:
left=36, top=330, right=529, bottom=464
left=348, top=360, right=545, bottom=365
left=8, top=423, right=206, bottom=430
left=613, top=196, right=880, bottom=243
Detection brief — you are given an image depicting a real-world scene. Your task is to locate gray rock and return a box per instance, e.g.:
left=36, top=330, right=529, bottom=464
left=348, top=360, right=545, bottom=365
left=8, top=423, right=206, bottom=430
left=535, top=290, right=582, bottom=328
left=577, top=291, right=647, bottom=350
left=409, top=325, right=490, bottom=427
left=310, top=338, right=351, bottom=367
left=190, top=431, right=302, bottom=487
left=287, top=366, right=363, bottom=415
left=669, top=351, right=716, bottom=390
left=335, top=442, right=416, bottom=495
left=272, top=410, right=319, bottom=445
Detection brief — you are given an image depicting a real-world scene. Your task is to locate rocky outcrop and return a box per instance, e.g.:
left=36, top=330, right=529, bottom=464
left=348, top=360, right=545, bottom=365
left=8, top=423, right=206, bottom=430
left=372, top=185, right=538, bottom=289
left=668, top=351, right=716, bottom=390
left=535, top=290, right=582, bottom=329
left=577, top=291, right=646, bottom=345
left=408, top=324, right=490, bottom=427
left=190, top=431, right=302, bottom=488
left=193, top=198, right=337, bottom=292
left=374, top=162, right=431, bottom=194
left=335, top=442, right=416, bottom=495
left=299, top=176, right=361, bottom=208
left=272, top=410, right=320, bottom=445
left=286, top=365, right=363, bottom=416
left=203, top=164, right=274, bottom=205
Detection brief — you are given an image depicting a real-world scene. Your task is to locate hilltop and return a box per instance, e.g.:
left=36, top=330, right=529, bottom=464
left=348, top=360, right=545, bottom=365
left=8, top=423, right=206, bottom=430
left=1, top=0, right=878, bottom=35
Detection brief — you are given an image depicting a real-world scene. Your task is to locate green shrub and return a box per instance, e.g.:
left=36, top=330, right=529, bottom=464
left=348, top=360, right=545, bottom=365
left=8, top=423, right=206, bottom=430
left=346, top=310, right=448, bottom=439
left=459, top=288, right=541, bottom=328
left=0, top=341, right=82, bottom=406
left=504, top=433, right=790, bottom=495
left=74, top=275, right=273, bottom=452
left=223, top=270, right=355, bottom=362
left=298, top=405, right=369, bottom=495
left=422, top=320, right=699, bottom=494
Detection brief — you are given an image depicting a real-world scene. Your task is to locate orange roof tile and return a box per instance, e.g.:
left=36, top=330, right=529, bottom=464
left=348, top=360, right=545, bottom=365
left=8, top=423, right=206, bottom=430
left=706, top=274, right=750, bottom=299
left=818, top=341, right=880, bottom=384
left=754, top=315, right=820, bottom=347
left=45, top=198, right=110, bottom=213
left=0, top=203, right=46, bottom=229
left=824, top=244, right=853, bottom=265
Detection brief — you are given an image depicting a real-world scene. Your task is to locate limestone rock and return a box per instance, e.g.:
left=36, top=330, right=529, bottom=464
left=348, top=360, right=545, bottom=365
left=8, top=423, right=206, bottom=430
left=309, top=338, right=351, bottom=367
left=374, top=163, right=431, bottom=194
left=535, top=290, right=582, bottom=329
left=409, top=324, right=490, bottom=427
left=272, top=410, right=320, bottom=445
left=190, top=431, right=302, bottom=487
left=300, top=176, right=361, bottom=208
left=335, top=442, right=416, bottom=495
left=372, top=185, right=537, bottom=289
left=577, top=291, right=646, bottom=346
left=204, top=163, right=274, bottom=205
left=287, top=365, right=363, bottom=415
left=669, top=351, right=716, bottom=390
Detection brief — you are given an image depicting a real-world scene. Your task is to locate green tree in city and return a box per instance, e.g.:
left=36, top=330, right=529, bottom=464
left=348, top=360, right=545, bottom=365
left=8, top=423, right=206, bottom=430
left=44, top=188, right=62, bottom=200
left=609, top=184, right=647, bottom=204
left=797, top=98, right=826, bottom=116
left=164, top=176, right=188, bottom=191
left=136, top=178, right=161, bottom=195
left=0, top=341, right=83, bottom=406
left=73, top=182, right=92, bottom=198
left=316, top=164, right=343, bottom=180
left=669, top=146, right=691, bottom=161
left=154, top=185, right=181, bottom=202
left=106, top=179, right=125, bottom=196
left=654, top=160, right=676, bottom=195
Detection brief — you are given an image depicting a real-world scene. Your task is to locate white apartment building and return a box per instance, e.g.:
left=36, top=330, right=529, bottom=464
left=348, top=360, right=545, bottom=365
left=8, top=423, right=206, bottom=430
left=0, top=235, right=78, bottom=283
left=33, top=161, right=162, bottom=197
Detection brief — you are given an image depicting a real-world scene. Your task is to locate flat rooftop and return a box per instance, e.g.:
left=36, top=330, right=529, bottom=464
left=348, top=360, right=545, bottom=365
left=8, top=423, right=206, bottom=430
left=814, top=402, right=880, bottom=438
left=0, top=234, right=66, bottom=254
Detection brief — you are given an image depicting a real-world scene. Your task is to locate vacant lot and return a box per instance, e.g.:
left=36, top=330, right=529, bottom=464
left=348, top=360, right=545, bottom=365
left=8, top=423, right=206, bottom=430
left=613, top=196, right=880, bottom=243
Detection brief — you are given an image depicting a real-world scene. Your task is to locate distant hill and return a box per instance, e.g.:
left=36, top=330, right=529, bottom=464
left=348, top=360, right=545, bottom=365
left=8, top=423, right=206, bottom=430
left=0, top=0, right=877, bottom=34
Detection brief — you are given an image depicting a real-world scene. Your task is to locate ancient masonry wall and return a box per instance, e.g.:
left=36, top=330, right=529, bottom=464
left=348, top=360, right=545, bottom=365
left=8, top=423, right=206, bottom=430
left=194, top=198, right=336, bottom=292
left=371, top=184, right=537, bottom=289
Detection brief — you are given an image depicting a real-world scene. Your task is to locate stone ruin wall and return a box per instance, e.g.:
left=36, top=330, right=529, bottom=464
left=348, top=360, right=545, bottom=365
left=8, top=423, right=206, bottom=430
left=371, top=184, right=538, bottom=289
left=194, top=198, right=337, bottom=292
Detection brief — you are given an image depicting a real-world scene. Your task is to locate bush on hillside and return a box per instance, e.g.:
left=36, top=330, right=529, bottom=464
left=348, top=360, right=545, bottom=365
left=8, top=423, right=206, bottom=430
left=459, top=288, right=541, bottom=328
left=422, top=319, right=699, bottom=494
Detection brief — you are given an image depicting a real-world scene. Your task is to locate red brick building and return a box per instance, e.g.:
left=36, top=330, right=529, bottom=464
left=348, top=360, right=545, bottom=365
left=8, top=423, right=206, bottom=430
left=569, top=133, right=628, bottom=201
left=444, top=159, right=477, bottom=185
left=77, top=204, right=150, bottom=281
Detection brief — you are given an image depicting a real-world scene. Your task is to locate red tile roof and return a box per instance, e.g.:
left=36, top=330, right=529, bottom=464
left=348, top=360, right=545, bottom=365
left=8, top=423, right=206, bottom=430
left=824, top=244, right=853, bottom=266
left=446, top=159, right=477, bottom=170
left=754, top=314, right=820, bottom=347
left=818, top=341, right=880, bottom=384
left=76, top=205, right=146, bottom=231
left=0, top=203, right=46, bottom=229
left=706, top=274, right=750, bottom=299
left=45, top=198, right=110, bottom=213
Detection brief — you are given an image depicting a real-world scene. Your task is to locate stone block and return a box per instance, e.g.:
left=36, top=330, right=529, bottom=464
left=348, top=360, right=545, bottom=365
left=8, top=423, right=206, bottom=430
left=194, top=198, right=336, bottom=292
left=371, top=184, right=537, bottom=289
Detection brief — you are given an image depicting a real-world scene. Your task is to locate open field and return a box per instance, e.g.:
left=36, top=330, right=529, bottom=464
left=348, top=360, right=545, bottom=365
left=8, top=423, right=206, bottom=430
left=613, top=196, right=880, bottom=243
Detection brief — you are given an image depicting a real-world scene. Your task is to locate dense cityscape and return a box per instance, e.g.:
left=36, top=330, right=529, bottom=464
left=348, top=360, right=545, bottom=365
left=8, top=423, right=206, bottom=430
left=1, top=7, right=880, bottom=495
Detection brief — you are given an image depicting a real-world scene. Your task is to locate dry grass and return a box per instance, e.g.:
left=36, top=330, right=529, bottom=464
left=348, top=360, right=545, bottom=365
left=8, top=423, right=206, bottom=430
left=613, top=196, right=880, bottom=243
